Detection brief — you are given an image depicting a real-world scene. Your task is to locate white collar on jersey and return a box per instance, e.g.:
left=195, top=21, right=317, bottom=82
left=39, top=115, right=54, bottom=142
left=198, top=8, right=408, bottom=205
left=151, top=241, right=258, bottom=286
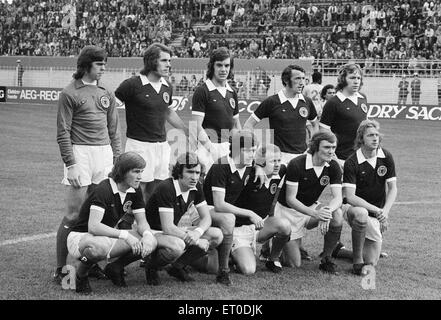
left=173, top=179, right=197, bottom=197
left=264, top=174, right=281, bottom=188
left=278, top=90, right=305, bottom=104
left=305, top=153, right=330, bottom=170
left=356, top=148, right=386, bottom=164
left=205, top=79, right=233, bottom=92
left=109, top=178, right=136, bottom=194
left=139, top=74, right=169, bottom=87
left=336, top=91, right=363, bottom=105
left=227, top=156, right=250, bottom=174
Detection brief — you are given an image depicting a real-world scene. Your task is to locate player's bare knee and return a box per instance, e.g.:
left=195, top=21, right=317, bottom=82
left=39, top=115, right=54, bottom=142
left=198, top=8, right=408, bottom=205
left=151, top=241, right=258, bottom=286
left=237, top=263, right=256, bottom=275
left=276, top=218, right=291, bottom=236
left=351, top=207, right=369, bottom=224
left=82, top=244, right=107, bottom=261
left=169, top=237, right=186, bottom=255
left=208, top=227, right=223, bottom=247
left=219, top=213, right=235, bottom=233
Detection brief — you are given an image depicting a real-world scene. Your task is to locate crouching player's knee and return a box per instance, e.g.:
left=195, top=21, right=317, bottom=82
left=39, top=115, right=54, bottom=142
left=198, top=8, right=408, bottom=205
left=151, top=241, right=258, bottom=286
left=205, top=227, right=223, bottom=249
left=330, top=208, right=344, bottom=227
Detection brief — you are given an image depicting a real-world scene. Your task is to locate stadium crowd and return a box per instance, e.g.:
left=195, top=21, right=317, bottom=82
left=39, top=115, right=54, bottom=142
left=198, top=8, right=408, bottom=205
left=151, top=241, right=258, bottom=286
left=1, top=0, right=441, bottom=73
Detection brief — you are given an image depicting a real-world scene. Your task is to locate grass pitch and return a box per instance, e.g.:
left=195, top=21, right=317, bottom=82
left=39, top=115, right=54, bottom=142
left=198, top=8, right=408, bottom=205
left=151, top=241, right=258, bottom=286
left=0, top=103, right=440, bottom=300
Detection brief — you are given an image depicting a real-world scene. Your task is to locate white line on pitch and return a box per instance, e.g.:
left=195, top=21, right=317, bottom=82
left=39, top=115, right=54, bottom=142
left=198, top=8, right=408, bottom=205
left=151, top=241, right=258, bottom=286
left=0, top=232, right=56, bottom=247
left=394, top=201, right=441, bottom=205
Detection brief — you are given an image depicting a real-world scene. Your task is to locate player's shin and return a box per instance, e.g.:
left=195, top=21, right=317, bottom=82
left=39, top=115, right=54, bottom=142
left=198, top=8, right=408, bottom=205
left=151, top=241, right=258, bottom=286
left=269, top=234, right=290, bottom=261
left=321, top=225, right=342, bottom=259
left=351, top=219, right=367, bottom=264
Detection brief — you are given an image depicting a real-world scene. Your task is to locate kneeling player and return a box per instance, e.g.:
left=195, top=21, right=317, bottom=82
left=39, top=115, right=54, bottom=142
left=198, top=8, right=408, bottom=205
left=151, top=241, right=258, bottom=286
left=66, top=152, right=157, bottom=294
left=342, top=120, right=397, bottom=275
left=275, top=132, right=343, bottom=273
left=144, top=152, right=223, bottom=285
left=231, top=144, right=291, bottom=274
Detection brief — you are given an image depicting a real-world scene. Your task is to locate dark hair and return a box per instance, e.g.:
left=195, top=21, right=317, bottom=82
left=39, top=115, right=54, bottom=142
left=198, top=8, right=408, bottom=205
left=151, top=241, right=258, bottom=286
left=108, top=152, right=146, bottom=183
left=206, top=47, right=233, bottom=80
left=312, top=71, right=322, bottom=84
left=308, top=131, right=337, bottom=154
left=140, top=43, right=172, bottom=76
left=171, top=152, right=204, bottom=179
left=73, top=45, right=107, bottom=80
left=336, top=63, right=363, bottom=92
left=281, top=65, right=305, bottom=87
left=229, top=130, right=257, bottom=157
left=321, top=84, right=335, bottom=100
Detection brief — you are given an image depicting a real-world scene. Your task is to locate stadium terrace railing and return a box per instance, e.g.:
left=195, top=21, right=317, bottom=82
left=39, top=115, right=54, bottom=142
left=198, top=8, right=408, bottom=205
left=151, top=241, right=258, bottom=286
left=2, top=61, right=441, bottom=105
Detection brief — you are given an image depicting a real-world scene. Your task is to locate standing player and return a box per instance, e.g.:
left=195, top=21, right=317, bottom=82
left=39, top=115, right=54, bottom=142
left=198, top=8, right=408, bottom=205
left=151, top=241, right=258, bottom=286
left=55, top=45, right=122, bottom=283
left=244, top=65, right=319, bottom=165
left=203, top=130, right=257, bottom=285
left=115, top=43, right=188, bottom=205
left=191, top=47, right=241, bottom=171
left=244, top=65, right=319, bottom=260
left=144, top=152, right=223, bottom=285
left=275, top=131, right=343, bottom=273
left=320, top=63, right=368, bottom=167
left=66, top=152, right=157, bottom=294
left=342, top=120, right=397, bottom=274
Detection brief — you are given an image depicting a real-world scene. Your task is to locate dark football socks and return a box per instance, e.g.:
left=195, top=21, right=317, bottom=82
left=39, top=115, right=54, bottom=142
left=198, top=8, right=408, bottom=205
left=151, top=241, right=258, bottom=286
left=322, top=225, right=343, bottom=259
left=217, top=233, right=233, bottom=272
left=56, top=216, right=72, bottom=268
left=352, top=219, right=367, bottom=264
left=270, top=234, right=290, bottom=261
left=172, top=245, right=208, bottom=269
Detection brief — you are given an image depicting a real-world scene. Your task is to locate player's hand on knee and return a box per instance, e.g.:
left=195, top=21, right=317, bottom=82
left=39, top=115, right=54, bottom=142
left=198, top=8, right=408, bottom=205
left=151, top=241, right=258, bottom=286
left=67, top=165, right=81, bottom=188
left=196, top=238, right=210, bottom=252
left=250, top=213, right=264, bottom=230
left=318, top=220, right=330, bottom=235
left=185, top=230, right=201, bottom=246
left=376, top=209, right=387, bottom=223
left=124, top=233, right=140, bottom=252
left=317, top=206, right=332, bottom=222
left=141, top=238, right=156, bottom=257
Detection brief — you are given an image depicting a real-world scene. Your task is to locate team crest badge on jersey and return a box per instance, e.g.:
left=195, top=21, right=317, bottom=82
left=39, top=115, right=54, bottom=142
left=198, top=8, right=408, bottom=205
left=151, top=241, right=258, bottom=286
left=163, top=92, right=170, bottom=104
left=377, top=165, right=387, bottom=177
left=320, top=175, right=330, bottom=186
left=229, top=98, right=236, bottom=109
left=361, top=103, right=368, bottom=113
left=299, top=107, right=308, bottom=118
left=100, top=96, right=110, bottom=109
left=270, top=183, right=278, bottom=195
left=123, top=201, right=133, bottom=213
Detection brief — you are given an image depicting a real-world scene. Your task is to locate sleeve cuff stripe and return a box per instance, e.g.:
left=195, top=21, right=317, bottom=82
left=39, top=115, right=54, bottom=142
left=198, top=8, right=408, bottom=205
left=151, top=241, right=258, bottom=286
left=233, top=114, right=239, bottom=118
left=90, top=205, right=105, bottom=213
left=251, top=113, right=261, bottom=122
left=330, top=184, right=342, bottom=188
left=342, top=183, right=356, bottom=188
left=195, top=200, right=207, bottom=208
left=192, top=111, right=205, bottom=116
left=159, top=207, right=174, bottom=213
left=386, top=177, right=397, bottom=182
left=286, top=181, right=299, bottom=186
left=132, top=208, right=145, bottom=214
left=212, top=187, right=226, bottom=193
